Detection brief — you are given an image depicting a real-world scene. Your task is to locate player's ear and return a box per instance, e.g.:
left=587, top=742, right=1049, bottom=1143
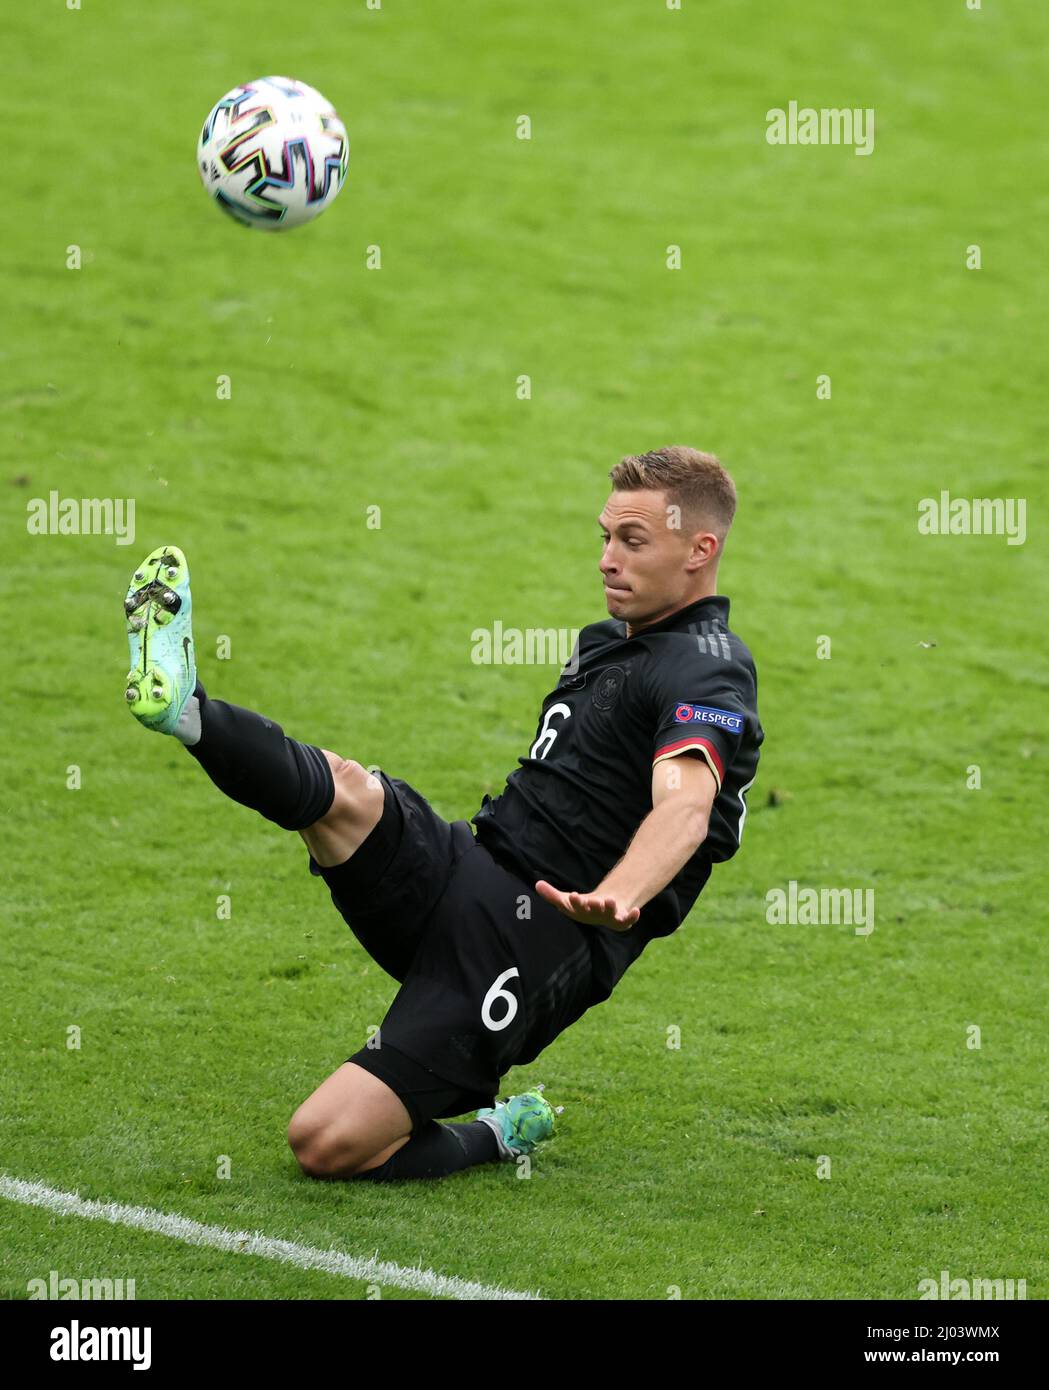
left=686, top=530, right=720, bottom=570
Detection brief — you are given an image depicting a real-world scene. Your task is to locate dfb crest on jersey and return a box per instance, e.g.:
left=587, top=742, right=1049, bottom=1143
left=592, top=664, right=626, bottom=711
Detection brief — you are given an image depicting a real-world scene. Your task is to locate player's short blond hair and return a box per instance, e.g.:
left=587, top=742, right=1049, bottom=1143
left=609, top=446, right=737, bottom=540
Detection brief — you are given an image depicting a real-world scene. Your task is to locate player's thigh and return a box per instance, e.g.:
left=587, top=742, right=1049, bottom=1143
left=298, top=751, right=385, bottom=868
left=287, top=1061, right=412, bottom=1175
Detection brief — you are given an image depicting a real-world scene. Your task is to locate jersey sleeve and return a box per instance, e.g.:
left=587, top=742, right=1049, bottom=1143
left=648, top=649, right=755, bottom=795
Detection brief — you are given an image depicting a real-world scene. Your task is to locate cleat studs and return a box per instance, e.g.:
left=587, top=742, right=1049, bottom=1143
left=133, top=569, right=145, bottom=581
left=162, top=590, right=177, bottom=606
left=125, top=686, right=138, bottom=702
left=165, top=565, right=178, bottom=580
left=150, top=685, right=164, bottom=700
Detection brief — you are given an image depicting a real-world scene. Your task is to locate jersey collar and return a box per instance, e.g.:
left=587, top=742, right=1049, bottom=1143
left=617, top=593, right=730, bottom=639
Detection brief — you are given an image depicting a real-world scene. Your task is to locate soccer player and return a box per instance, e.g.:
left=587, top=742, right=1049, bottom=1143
left=121, top=446, right=763, bottom=1182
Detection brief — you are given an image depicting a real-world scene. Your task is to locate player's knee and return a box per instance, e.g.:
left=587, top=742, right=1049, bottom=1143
left=300, top=755, right=385, bottom=867
left=317, top=751, right=383, bottom=830
left=289, top=1134, right=339, bottom=1180
left=288, top=1112, right=367, bottom=1180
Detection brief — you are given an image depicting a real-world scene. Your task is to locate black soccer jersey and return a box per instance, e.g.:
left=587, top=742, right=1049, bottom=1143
left=472, top=594, right=763, bottom=991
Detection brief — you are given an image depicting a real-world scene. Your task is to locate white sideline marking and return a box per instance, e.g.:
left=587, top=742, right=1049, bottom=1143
left=0, top=1175, right=541, bottom=1301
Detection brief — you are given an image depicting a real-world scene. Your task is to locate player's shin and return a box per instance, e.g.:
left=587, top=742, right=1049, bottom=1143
left=349, top=1120, right=500, bottom=1183
left=186, top=683, right=335, bottom=831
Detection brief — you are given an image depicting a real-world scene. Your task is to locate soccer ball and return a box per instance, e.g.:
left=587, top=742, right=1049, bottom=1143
left=197, top=76, right=349, bottom=231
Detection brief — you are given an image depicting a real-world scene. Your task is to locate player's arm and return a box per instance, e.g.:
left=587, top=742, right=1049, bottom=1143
left=535, top=754, right=716, bottom=931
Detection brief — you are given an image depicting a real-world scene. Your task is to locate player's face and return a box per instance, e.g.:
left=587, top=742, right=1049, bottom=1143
left=598, top=489, right=718, bottom=631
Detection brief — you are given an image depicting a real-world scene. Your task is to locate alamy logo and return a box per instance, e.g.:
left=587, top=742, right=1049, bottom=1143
left=471, top=622, right=580, bottom=671
left=917, top=491, right=1026, bottom=546
left=766, top=101, right=874, bottom=156
left=918, top=1269, right=1026, bottom=1300
left=26, top=491, right=136, bottom=546
left=49, top=1321, right=151, bottom=1370
left=766, top=880, right=874, bottom=936
left=28, top=1270, right=136, bottom=1300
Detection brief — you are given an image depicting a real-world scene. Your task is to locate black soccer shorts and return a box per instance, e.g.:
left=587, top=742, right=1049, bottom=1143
left=309, top=771, right=598, bottom=1135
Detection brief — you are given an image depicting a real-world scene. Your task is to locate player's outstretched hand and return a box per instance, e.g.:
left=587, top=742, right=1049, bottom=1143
left=534, top=881, right=641, bottom=931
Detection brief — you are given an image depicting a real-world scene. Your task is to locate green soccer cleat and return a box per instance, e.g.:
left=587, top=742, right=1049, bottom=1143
left=122, top=545, right=196, bottom=736
left=476, top=1088, right=556, bottom=1159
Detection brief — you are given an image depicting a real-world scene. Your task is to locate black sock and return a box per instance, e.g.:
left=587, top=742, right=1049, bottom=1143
left=352, top=1120, right=500, bottom=1183
left=186, top=683, right=334, bottom=832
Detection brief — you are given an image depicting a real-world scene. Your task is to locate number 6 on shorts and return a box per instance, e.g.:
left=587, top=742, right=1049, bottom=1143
left=481, top=967, right=520, bottom=1031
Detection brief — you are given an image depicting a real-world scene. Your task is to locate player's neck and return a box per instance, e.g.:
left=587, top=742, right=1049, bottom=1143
left=625, top=587, right=720, bottom=639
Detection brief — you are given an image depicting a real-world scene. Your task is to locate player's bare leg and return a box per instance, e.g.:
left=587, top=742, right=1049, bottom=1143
left=287, top=1063, right=413, bottom=1178
left=298, top=754, right=384, bottom=868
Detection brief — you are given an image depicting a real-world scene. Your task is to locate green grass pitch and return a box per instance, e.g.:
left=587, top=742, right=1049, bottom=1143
left=1, top=0, right=1046, bottom=1300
